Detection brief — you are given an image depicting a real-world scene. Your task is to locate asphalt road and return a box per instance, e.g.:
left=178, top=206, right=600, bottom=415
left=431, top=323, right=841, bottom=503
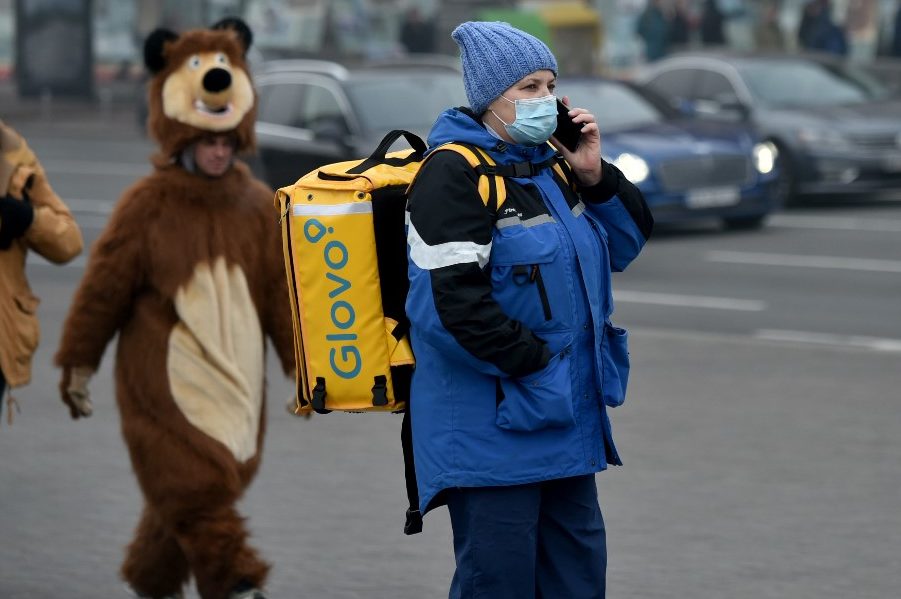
left=1, top=110, right=899, bottom=598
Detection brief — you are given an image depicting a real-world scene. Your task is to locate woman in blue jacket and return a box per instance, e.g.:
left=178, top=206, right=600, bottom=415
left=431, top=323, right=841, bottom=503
left=405, top=21, right=653, bottom=598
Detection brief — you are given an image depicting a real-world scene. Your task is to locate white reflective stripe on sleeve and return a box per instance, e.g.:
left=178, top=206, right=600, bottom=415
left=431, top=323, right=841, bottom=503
left=572, top=201, right=586, bottom=218
left=293, top=202, right=373, bottom=216
left=407, top=221, right=492, bottom=270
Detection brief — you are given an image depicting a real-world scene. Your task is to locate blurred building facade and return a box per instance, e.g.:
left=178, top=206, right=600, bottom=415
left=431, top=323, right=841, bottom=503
left=0, top=0, right=899, bottom=94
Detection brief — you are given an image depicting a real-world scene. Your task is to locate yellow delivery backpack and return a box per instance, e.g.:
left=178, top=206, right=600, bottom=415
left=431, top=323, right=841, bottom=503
left=275, top=129, right=572, bottom=533
left=276, top=129, right=573, bottom=414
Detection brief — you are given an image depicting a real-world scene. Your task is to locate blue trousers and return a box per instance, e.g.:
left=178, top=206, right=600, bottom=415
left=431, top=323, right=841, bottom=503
left=446, top=474, right=606, bottom=599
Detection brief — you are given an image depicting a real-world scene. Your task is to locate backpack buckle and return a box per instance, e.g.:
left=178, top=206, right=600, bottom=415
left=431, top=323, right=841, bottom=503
left=404, top=508, right=423, bottom=535
left=311, top=377, right=331, bottom=414
left=371, top=375, right=389, bottom=407
left=511, top=161, right=534, bottom=178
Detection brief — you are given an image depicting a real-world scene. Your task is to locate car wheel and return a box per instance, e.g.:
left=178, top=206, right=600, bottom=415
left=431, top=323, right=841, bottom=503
left=723, top=215, right=767, bottom=230
left=770, top=140, right=797, bottom=206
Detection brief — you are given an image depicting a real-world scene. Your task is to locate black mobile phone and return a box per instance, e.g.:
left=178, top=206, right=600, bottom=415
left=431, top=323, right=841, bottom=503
left=553, top=99, right=582, bottom=152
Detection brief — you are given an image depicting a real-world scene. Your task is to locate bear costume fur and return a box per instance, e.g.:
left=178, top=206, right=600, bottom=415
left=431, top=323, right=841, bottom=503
left=55, top=18, right=295, bottom=599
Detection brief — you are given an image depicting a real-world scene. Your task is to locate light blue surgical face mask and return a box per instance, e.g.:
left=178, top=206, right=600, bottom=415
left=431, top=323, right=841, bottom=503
left=491, top=94, right=557, bottom=146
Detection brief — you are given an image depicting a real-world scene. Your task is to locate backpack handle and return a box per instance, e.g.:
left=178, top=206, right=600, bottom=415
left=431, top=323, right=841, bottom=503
left=371, top=130, right=428, bottom=162
left=347, top=130, right=428, bottom=175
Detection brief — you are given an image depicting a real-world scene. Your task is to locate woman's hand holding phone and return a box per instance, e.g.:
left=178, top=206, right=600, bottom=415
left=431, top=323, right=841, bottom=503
left=551, top=96, right=602, bottom=187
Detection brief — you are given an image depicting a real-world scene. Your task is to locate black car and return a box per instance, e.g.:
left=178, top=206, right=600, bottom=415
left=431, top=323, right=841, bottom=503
left=252, top=58, right=467, bottom=189
left=637, top=52, right=901, bottom=203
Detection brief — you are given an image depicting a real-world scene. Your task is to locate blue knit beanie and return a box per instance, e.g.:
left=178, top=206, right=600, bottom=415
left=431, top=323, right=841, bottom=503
left=452, top=21, right=558, bottom=115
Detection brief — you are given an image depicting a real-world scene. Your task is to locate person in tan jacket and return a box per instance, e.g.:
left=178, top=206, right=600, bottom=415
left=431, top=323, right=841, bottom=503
left=0, top=119, right=83, bottom=414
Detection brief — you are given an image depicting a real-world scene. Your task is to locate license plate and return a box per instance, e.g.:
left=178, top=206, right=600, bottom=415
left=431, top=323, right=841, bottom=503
left=686, top=187, right=740, bottom=209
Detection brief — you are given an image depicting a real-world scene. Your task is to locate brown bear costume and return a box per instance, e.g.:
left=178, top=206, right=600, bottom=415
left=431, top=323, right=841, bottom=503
left=55, top=18, right=295, bottom=599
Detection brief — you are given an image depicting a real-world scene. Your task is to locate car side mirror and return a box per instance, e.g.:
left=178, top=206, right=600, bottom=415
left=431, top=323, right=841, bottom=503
left=309, top=116, right=349, bottom=141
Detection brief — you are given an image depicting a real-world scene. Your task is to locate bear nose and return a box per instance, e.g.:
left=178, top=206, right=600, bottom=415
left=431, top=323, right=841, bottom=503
left=203, top=68, right=232, bottom=93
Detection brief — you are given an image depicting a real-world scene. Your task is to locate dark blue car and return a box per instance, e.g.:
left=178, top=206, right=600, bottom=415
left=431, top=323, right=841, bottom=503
left=559, top=77, right=782, bottom=229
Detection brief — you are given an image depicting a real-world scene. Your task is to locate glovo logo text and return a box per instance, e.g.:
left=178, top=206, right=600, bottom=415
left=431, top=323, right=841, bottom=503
left=304, top=218, right=361, bottom=379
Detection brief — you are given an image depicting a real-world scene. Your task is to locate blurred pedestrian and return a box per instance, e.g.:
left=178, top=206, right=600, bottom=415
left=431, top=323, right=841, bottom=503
left=700, top=0, right=727, bottom=46
left=399, top=7, right=436, bottom=54
left=637, top=0, right=671, bottom=61
left=894, top=3, right=901, bottom=57
left=845, top=0, right=877, bottom=61
left=406, top=20, right=653, bottom=599
left=55, top=18, right=295, bottom=599
left=0, top=119, right=83, bottom=423
left=755, top=0, right=785, bottom=51
left=669, top=0, right=695, bottom=48
left=798, top=0, right=818, bottom=48
left=799, top=0, right=847, bottom=55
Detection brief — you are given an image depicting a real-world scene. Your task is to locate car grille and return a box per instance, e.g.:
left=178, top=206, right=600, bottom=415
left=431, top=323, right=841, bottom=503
left=846, top=133, right=901, bottom=151
left=656, top=155, right=753, bottom=192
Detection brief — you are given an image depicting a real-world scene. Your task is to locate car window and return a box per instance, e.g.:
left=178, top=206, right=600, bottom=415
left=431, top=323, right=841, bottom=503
left=645, top=69, right=701, bottom=100
left=562, top=81, right=665, bottom=131
left=258, top=82, right=305, bottom=128
left=301, top=85, right=350, bottom=135
left=739, top=61, right=870, bottom=107
left=696, top=71, right=739, bottom=103
left=818, top=61, right=892, bottom=101
left=344, top=72, right=468, bottom=134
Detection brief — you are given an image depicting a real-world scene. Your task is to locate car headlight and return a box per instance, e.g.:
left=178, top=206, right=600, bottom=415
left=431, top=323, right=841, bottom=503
left=753, top=141, right=778, bottom=175
left=612, top=153, right=649, bottom=184
left=797, top=128, right=850, bottom=150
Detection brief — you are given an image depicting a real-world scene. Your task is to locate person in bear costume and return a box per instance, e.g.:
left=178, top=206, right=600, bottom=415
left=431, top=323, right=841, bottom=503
left=55, top=18, right=295, bottom=599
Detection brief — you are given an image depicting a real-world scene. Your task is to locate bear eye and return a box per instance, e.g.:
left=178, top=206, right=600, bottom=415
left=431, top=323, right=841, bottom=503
left=188, top=55, right=201, bottom=69
left=216, top=53, right=229, bottom=66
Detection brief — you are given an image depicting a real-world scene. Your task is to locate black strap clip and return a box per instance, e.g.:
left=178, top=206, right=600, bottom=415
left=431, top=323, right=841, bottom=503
left=371, top=375, right=389, bottom=407
left=491, top=159, right=555, bottom=179
left=511, top=161, right=536, bottom=177
left=404, top=508, right=423, bottom=535
left=311, top=377, right=331, bottom=414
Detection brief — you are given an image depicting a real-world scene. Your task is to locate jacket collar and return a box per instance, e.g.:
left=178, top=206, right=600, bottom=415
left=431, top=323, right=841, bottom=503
left=427, top=107, right=557, bottom=166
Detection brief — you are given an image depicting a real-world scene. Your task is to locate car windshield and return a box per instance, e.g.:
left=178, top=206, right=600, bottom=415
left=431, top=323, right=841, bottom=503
left=819, top=61, right=894, bottom=100
left=560, top=81, right=665, bottom=131
left=345, top=71, right=469, bottom=134
left=740, top=61, right=872, bottom=107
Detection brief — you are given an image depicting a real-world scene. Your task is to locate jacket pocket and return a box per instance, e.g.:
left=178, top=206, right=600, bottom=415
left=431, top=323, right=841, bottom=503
left=12, top=292, right=41, bottom=355
left=600, top=323, right=629, bottom=407
left=496, top=347, right=574, bottom=431
left=491, top=237, right=560, bottom=328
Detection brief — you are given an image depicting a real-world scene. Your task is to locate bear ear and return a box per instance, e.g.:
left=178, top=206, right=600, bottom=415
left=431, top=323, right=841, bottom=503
left=144, top=28, right=179, bottom=74
left=211, top=17, right=253, bottom=55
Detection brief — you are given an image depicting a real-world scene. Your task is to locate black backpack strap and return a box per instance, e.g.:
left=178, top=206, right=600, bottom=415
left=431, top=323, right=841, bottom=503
left=550, top=154, right=577, bottom=190
left=484, top=157, right=557, bottom=179
left=402, top=405, right=423, bottom=535
left=413, top=143, right=507, bottom=214
left=463, top=143, right=500, bottom=215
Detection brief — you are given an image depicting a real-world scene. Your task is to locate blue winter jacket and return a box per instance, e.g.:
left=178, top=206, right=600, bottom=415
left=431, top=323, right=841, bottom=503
left=405, top=108, right=653, bottom=516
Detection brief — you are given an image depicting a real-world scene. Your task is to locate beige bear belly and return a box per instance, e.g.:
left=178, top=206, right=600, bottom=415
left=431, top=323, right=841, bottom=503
left=167, top=256, right=263, bottom=462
